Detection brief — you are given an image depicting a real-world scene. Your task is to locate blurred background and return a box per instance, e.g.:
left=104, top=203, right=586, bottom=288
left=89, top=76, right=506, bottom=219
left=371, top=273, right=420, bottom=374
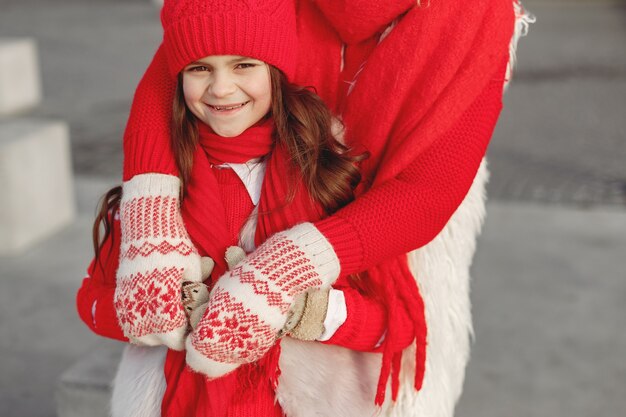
left=0, top=0, right=624, bottom=416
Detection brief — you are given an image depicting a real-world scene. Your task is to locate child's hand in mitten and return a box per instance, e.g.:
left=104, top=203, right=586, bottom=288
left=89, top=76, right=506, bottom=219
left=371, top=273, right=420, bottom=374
left=185, top=223, right=340, bottom=378
left=181, top=256, right=215, bottom=322
left=185, top=248, right=246, bottom=329
left=114, top=174, right=202, bottom=350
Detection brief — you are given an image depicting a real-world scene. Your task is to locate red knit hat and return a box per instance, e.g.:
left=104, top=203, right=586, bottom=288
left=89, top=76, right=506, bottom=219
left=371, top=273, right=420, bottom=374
left=161, top=0, right=298, bottom=79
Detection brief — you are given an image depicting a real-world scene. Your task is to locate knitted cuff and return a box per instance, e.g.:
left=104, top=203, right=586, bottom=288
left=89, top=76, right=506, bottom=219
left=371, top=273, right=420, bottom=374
left=118, top=173, right=200, bottom=280
left=121, top=172, right=179, bottom=200
left=281, top=222, right=341, bottom=288
left=315, top=213, right=364, bottom=276
left=123, top=131, right=179, bottom=180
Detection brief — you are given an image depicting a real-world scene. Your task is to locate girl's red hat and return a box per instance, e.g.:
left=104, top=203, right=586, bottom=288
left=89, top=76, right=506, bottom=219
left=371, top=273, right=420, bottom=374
left=161, top=0, right=298, bottom=79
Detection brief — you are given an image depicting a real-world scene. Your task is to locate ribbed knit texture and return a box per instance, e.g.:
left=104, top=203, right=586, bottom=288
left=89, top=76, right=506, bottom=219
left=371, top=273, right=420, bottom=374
left=316, top=64, right=507, bottom=276
left=161, top=0, right=297, bottom=78
left=312, top=0, right=416, bottom=44
left=325, top=278, right=415, bottom=352
left=122, top=46, right=177, bottom=180
left=199, top=120, right=274, bottom=165
left=212, top=167, right=255, bottom=246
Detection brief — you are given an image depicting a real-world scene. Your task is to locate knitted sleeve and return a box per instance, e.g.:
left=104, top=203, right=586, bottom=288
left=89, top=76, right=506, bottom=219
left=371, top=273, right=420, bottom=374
left=315, top=65, right=506, bottom=352
left=316, top=64, right=506, bottom=278
left=322, top=277, right=416, bottom=352
left=122, top=44, right=178, bottom=181
left=76, top=214, right=128, bottom=342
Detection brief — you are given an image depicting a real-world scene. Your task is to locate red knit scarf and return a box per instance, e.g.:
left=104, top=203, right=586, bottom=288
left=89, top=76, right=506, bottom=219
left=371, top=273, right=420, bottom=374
left=162, top=119, right=325, bottom=417
left=197, top=120, right=274, bottom=165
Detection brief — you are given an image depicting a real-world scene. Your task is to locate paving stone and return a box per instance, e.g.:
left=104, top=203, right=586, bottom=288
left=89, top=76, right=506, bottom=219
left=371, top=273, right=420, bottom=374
left=0, top=38, right=42, bottom=115
left=0, top=119, right=75, bottom=255
left=56, top=341, right=123, bottom=417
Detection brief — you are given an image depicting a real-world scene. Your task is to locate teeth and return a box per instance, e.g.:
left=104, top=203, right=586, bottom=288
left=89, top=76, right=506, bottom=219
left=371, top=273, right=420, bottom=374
left=214, top=103, right=246, bottom=111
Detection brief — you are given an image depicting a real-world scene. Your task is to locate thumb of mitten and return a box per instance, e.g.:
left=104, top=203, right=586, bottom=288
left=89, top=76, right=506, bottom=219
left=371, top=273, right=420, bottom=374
left=200, top=257, right=215, bottom=280
left=181, top=251, right=203, bottom=283
left=189, top=302, right=208, bottom=330
left=225, top=246, right=246, bottom=270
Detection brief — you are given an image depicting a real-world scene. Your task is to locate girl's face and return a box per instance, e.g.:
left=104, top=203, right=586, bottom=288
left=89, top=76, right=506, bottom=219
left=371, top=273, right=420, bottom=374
left=182, top=55, right=271, bottom=137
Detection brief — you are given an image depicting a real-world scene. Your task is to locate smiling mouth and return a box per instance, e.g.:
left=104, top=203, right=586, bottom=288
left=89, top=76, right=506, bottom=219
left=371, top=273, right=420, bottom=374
left=209, top=101, right=250, bottom=112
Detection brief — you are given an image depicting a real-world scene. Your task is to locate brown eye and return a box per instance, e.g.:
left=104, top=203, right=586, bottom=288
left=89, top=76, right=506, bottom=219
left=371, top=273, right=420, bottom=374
left=187, top=65, right=209, bottom=72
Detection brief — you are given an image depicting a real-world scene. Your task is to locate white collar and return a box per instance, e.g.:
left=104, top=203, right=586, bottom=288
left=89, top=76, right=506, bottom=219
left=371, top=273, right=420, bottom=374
left=216, top=159, right=266, bottom=205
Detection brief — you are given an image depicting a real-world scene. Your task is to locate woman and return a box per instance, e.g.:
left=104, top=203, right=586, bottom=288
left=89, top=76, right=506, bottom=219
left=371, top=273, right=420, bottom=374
left=78, top=0, right=530, bottom=415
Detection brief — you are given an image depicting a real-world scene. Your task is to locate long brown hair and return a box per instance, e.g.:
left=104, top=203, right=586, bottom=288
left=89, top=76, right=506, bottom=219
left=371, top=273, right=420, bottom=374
left=171, top=65, right=363, bottom=210
left=93, top=64, right=364, bottom=265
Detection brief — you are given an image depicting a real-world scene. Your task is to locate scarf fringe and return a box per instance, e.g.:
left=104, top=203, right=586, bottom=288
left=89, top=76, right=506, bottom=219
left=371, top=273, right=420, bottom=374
left=373, top=255, right=427, bottom=405
left=236, top=342, right=282, bottom=394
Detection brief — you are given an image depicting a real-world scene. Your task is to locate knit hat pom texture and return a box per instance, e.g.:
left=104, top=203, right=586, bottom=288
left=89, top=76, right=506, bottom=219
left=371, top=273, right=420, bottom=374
left=161, top=0, right=297, bottom=79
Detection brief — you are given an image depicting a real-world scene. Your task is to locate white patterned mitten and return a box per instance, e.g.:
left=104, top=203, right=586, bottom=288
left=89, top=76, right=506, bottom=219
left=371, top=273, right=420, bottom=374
left=114, top=174, right=202, bottom=350
left=186, top=222, right=340, bottom=378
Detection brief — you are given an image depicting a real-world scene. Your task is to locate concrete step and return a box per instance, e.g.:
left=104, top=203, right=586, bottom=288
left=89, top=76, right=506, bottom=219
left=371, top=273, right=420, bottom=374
left=56, top=341, right=124, bottom=417
left=0, top=118, right=75, bottom=255
left=0, top=38, right=42, bottom=115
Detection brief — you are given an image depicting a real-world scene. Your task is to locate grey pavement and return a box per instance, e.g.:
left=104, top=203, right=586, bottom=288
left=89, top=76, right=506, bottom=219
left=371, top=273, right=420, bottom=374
left=0, top=0, right=625, bottom=416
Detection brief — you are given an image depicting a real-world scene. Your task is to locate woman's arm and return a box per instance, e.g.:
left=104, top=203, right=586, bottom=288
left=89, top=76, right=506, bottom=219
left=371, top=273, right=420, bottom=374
left=123, top=44, right=178, bottom=181
left=315, top=60, right=508, bottom=276
left=308, top=62, right=507, bottom=352
left=320, top=282, right=416, bottom=353
left=76, top=214, right=128, bottom=342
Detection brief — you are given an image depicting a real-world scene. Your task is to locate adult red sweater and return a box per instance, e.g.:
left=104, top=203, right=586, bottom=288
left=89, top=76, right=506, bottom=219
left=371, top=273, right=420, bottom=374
left=77, top=59, right=506, bottom=349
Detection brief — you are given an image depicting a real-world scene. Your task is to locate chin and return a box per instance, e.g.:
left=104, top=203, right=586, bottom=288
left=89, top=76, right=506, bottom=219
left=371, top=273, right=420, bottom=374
left=212, top=126, right=245, bottom=137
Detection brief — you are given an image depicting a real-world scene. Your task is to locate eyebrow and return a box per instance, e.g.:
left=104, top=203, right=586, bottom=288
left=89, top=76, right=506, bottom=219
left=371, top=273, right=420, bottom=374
left=187, top=57, right=258, bottom=66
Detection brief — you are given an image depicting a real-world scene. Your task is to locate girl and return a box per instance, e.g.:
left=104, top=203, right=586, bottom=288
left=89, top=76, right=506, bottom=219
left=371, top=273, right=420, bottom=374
left=78, top=0, right=527, bottom=416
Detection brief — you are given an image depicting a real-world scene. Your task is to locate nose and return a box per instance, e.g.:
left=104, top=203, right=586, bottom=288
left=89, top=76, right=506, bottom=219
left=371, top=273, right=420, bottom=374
left=207, top=71, right=236, bottom=98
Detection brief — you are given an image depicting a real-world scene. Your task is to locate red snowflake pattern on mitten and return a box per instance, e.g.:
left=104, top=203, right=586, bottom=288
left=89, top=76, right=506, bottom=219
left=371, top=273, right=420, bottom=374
left=192, top=288, right=275, bottom=363
left=115, top=268, right=187, bottom=337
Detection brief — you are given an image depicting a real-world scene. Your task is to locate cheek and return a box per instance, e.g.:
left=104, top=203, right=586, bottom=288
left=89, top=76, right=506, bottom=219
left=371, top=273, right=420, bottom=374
left=249, top=76, right=272, bottom=110
left=182, top=77, right=204, bottom=107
